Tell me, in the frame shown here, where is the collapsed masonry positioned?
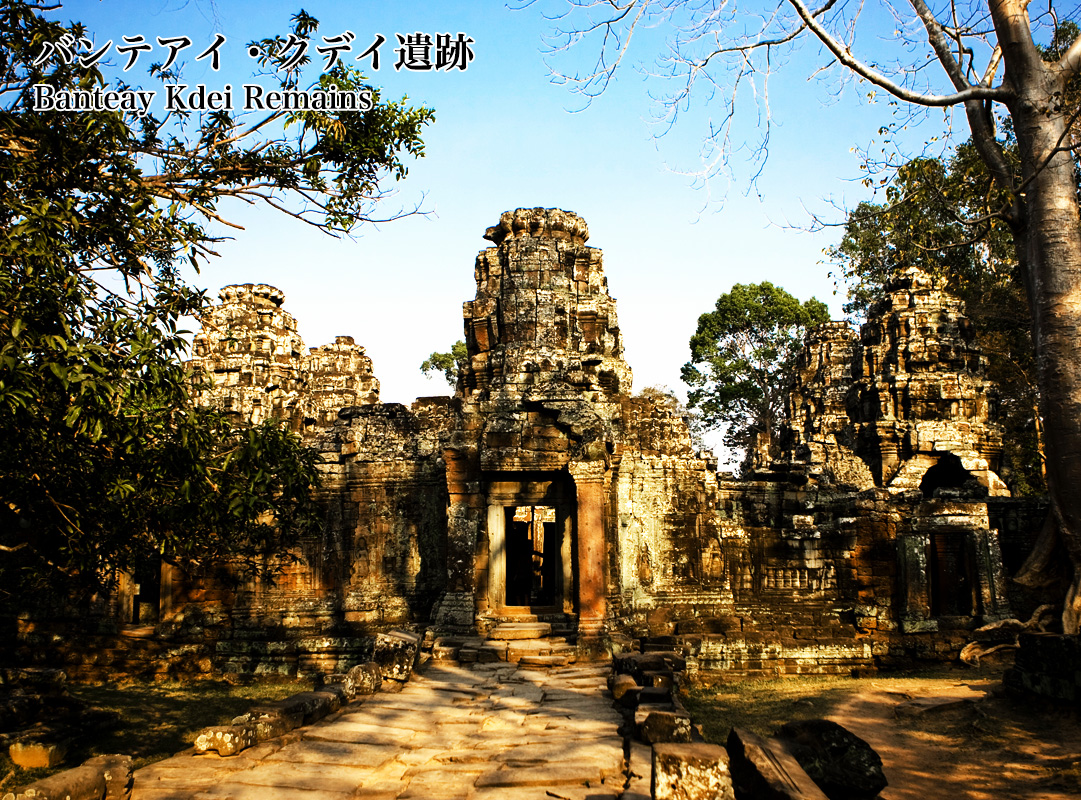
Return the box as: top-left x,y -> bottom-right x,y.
129,208 -> 1048,675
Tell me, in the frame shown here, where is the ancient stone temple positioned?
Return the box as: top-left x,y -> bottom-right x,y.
14,208 -> 1049,679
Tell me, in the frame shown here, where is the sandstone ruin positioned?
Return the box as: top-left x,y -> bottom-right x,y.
17,208 -> 1050,678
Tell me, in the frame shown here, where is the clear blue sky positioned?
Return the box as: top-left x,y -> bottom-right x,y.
57,0 -> 961,425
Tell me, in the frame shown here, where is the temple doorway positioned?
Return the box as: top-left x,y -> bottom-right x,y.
505,505 -> 558,606
485,475 -> 574,615
928,532 -> 977,617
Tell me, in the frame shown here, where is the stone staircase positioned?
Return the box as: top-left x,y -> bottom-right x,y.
431,613 -> 579,668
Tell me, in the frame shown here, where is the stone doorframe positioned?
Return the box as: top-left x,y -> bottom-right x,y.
485,474 -> 575,615
897,499 -> 1011,632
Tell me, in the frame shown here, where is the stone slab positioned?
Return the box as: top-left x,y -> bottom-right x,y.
726,728 -> 829,800
265,740 -> 397,768
488,623 -> 553,640
475,764 -> 608,787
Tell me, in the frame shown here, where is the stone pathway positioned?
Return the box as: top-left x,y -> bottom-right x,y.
132,662 -> 627,800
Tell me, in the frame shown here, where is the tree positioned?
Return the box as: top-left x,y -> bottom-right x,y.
829,143 -> 1045,495
420,340 -> 468,388
0,4 -> 434,602
537,0 -> 1081,632
682,283 -> 828,469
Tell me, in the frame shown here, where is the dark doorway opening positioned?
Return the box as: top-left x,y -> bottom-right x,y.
920,452 -> 972,498
132,558 -> 161,624
505,505 -> 557,607
928,532 -> 977,616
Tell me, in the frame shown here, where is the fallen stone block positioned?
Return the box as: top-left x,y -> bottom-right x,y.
634,701 -> 675,724
640,711 -> 693,744
318,682 -> 350,705
83,754 -> 134,800
776,719 -> 887,800
347,662 -> 383,695
272,690 -> 339,726
9,739 -> 68,769
652,742 -> 735,800
193,724 -> 257,756
640,686 -> 673,705
614,652 -> 670,682
726,727 -> 828,800
611,673 -> 640,701
2,756 -> 108,800
643,669 -> 675,689
5,755 -> 132,800
322,672 -> 356,698
232,706 -> 299,741
373,630 -> 421,682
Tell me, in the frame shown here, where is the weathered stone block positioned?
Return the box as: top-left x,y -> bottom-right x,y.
726,727 -> 828,800
273,691 -> 340,725
640,686 -> 672,705
193,724 -> 257,756
610,673 -> 639,701
2,756 -> 115,800
9,739 -> 68,769
373,630 -> 421,682
640,711 -> 693,744
83,754 -> 134,800
776,719 -> 887,800
347,662 -> 383,695
232,706 -> 298,741
323,672 -> 356,698
651,742 -> 735,800
318,682 -> 350,705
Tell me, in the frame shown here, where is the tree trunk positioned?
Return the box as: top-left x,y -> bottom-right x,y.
990,0 -> 1081,632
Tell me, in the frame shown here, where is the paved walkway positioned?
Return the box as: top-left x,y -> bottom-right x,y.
132,662 -> 628,800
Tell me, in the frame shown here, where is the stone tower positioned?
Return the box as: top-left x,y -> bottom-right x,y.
459,208 -> 632,400
783,266 -> 1007,496
189,284 -> 379,428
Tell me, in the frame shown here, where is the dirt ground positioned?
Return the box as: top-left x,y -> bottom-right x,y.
830,673 -> 1081,800
687,666 -> 1081,799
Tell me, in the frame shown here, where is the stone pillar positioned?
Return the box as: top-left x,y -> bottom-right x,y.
972,527 -> 1011,622
570,461 -> 607,638
436,447 -> 480,630
897,533 -> 937,632
486,503 -> 506,610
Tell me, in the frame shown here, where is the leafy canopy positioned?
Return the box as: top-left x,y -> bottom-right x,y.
682,282 -> 828,464
420,340 -> 468,388
0,3 -> 434,601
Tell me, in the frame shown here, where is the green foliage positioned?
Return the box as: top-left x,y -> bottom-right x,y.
830,144 -> 1017,320
420,340 -> 468,387
682,283 -> 828,464
0,3 -> 434,600
827,142 -> 1045,495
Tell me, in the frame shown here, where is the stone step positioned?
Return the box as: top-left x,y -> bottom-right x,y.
488,622 -> 552,640
496,613 -> 540,623
518,653 -> 575,669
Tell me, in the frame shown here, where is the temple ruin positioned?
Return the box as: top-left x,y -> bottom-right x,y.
27,208 -> 1050,678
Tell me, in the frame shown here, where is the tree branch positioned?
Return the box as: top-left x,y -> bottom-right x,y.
786,0 -> 1008,106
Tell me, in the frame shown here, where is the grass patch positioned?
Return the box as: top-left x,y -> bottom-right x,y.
682,666 -> 962,743
1,677 -> 312,795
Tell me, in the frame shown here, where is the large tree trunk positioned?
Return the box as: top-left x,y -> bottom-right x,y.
990,0 -> 1081,632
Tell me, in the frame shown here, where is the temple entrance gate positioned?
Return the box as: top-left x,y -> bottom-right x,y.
484,474 -> 574,615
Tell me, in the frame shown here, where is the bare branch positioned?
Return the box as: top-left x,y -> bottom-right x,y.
787,0 -> 1007,106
